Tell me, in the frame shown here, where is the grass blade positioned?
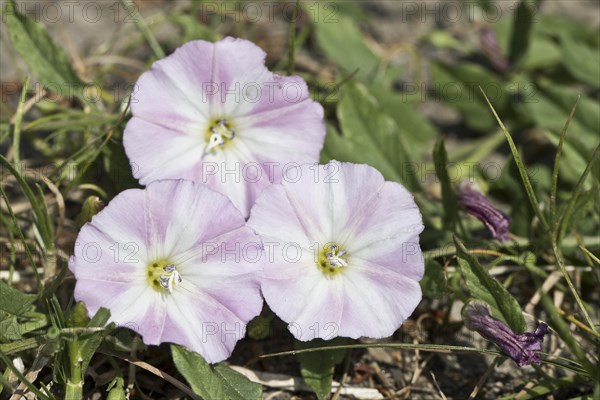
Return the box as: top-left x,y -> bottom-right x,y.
479,87 -> 550,233
550,95 -> 580,222
120,0 -> 165,59
287,0 -> 300,75
10,77 -> 29,167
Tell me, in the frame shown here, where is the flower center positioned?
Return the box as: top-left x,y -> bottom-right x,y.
204,119 -> 236,154
317,243 -> 348,276
147,259 -> 182,293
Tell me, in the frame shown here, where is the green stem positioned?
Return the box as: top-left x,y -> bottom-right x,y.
557,143 -> 600,244
479,87 -> 550,233
66,341 -> 83,400
120,0 -> 165,59
12,76 -> 29,167
64,382 -> 83,400
287,0 -> 300,75
550,95 -> 579,223
551,242 -> 596,333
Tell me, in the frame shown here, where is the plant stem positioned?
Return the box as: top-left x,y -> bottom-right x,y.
287,0 -> 300,75
12,76 -> 29,168
66,341 -> 83,400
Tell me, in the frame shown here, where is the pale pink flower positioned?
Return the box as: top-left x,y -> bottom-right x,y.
124,37 -> 325,217
69,180 -> 264,363
247,161 -> 425,341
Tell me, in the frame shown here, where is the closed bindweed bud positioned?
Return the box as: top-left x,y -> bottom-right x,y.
106,377 -> 127,400
457,181 -> 511,242
67,302 -> 90,328
76,196 -> 104,228
462,302 -> 548,367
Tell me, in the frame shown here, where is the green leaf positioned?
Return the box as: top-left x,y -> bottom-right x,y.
75,307 -> 111,379
534,14 -> 597,42
327,82 -> 421,191
544,130 -> 588,187
508,1 -> 535,66
296,338 -> 347,400
171,345 -> 262,400
0,281 -> 36,316
246,314 -> 273,340
433,137 -> 458,230
0,316 -> 22,342
429,62 -> 498,132
168,15 -> 220,43
0,155 -> 54,249
454,236 -> 526,332
372,86 -> 437,144
4,0 -> 87,102
480,89 -> 550,233
310,3 -> 380,81
560,34 -> 600,87
421,259 -> 447,299
539,84 -> 600,141
526,88 -> 599,185
521,36 -> 561,70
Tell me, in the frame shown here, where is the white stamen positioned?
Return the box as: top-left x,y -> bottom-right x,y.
326,246 -> 348,269
204,119 -> 235,154
159,264 -> 182,293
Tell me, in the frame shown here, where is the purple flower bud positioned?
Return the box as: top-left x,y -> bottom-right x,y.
480,27 -> 510,73
463,302 -> 548,367
457,181 -> 511,242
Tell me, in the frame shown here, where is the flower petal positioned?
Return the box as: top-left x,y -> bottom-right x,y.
161,285 -> 249,363
352,234 -> 424,282
143,180 -> 247,257
124,119 -> 205,185
249,161 -> 424,340
69,180 -> 264,363
340,258 -> 422,338
131,40 -> 215,126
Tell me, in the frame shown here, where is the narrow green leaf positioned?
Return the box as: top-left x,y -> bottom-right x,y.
0,350 -> 54,399
454,236 -> 526,332
373,87 -> 437,144
0,281 -> 36,316
11,76 -> 29,167
331,82 -> 422,191
78,307 -> 111,376
508,1 -> 535,66
0,155 -> 53,248
171,345 -> 262,400
421,258 -> 447,299
479,88 -> 550,233
119,0 -> 165,59
430,63 -> 498,132
4,0 -> 87,102
310,3 -> 380,81
0,185 -> 42,288
538,288 -> 593,374
560,34 -> 600,87
550,96 -> 580,222
433,137 -> 458,230
521,35 -> 562,70
296,338 -> 347,400
287,0 -> 300,75
558,144 -> 600,243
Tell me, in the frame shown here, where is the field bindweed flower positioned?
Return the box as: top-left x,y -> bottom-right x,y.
463,302 -> 548,367
69,180 -> 264,363
457,181 -> 510,242
247,161 -> 425,341
124,37 -> 325,217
